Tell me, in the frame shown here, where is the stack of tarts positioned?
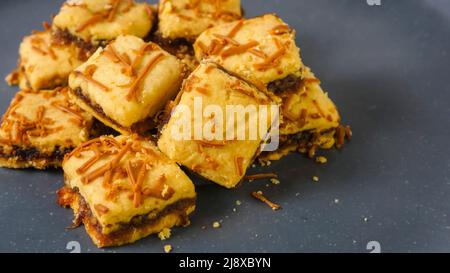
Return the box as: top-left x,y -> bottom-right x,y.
1,0 -> 350,248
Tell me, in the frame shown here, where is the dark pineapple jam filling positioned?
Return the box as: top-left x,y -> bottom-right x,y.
115,198 -> 194,232
0,145 -> 73,162
279,130 -> 315,151
59,187 -> 195,245
53,28 -> 108,61
151,31 -> 195,56
258,125 -> 351,161
72,87 -> 129,132
72,87 -> 156,134
258,130 -> 319,159
267,75 -> 303,94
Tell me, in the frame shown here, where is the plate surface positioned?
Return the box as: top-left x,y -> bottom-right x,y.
0,0 -> 449,253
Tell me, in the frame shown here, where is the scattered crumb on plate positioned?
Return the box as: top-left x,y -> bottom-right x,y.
164,244 -> 172,253
316,156 -> 328,164
270,178 -> 280,185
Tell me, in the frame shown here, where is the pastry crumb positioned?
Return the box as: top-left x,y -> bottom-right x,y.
316,156 -> 328,164
312,176 -> 320,182
158,228 -> 172,241
164,244 -> 172,253
258,160 -> 272,167
270,178 -> 280,185
236,200 -> 241,206
212,221 -> 221,228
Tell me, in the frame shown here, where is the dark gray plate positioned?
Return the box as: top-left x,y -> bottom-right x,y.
1,0 -> 449,253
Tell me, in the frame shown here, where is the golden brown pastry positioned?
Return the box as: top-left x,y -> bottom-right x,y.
58,135 -> 196,247
52,0 -> 154,48
158,0 -> 242,42
194,14 -> 302,87
158,62 -> 276,188
0,88 -> 93,169
279,66 -> 340,135
6,30 -> 84,90
68,35 -> 187,135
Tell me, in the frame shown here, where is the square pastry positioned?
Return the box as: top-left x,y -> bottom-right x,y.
194,14 -> 302,88
0,88 -> 94,169
6,30 -> 84,91
259,66 -> 346,162
52,0 -> 154,54
58,135 -> 196,247
158,62 -> 275,188
157,0 -> 242,42
154,0 -> 241,71
69,35 -> 187,135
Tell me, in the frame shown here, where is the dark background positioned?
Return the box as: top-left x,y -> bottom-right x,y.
0,0 -> 449,253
